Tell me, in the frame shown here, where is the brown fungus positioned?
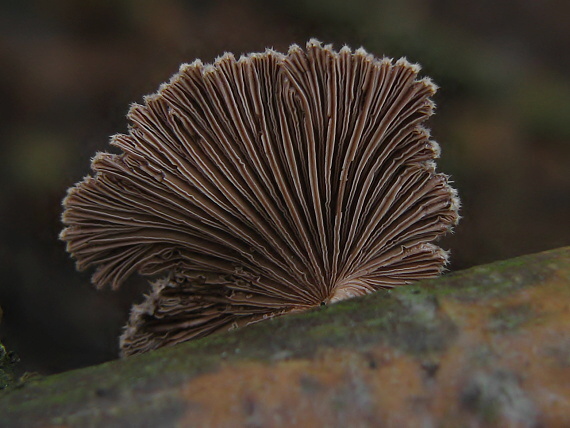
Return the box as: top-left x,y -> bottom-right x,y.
61,40 -> 460,357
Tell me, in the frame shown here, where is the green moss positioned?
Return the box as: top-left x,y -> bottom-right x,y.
0,341 -> 19,390
415,247 -> 569,302
307,323 -> 347,340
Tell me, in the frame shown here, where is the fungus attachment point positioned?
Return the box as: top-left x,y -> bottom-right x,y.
60,40 -> 460,356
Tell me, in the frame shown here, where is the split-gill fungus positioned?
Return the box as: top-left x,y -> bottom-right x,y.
61,40 -> 460,357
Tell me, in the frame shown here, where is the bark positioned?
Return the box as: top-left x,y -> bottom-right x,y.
1,247 -> 570,427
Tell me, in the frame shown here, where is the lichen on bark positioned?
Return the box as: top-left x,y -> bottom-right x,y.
1,247 -> 570,427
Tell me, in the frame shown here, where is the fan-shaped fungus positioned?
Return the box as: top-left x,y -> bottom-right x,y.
61,40 -> 460,356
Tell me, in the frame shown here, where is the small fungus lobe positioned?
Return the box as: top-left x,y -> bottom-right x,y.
61,40 -> 460,356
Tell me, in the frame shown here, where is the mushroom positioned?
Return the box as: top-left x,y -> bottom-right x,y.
61,40 -> 460,356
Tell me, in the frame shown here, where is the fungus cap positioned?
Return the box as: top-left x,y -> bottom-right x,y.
61,40 -> 460,356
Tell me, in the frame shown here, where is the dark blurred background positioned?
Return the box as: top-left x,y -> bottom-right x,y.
1,0 -> 569,375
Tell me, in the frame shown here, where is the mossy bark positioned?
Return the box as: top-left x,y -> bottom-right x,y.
2,247 -> 570,427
